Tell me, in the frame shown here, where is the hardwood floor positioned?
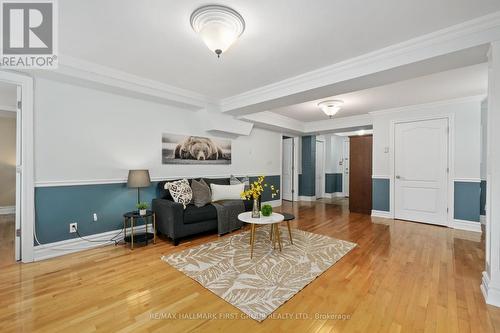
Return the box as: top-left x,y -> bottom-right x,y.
1,199 -> 500,332
0,214 -> 15,267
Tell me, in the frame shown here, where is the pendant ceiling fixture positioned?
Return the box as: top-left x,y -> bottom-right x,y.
190,5 -> 245,58
318,100 -> 344,118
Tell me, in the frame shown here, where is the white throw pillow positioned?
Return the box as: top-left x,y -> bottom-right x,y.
164,179 -> 192,208
210,183 -> 245,202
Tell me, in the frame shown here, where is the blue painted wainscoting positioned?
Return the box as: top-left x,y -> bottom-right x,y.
454,181 -> 481,222
325,173 -> 343,193
372,178 -> 390,212
35,175 -> 280,245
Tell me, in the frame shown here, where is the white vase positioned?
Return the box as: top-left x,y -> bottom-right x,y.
139,209 -> 147,216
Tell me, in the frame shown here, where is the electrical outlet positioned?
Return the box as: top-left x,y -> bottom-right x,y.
93,213 -> 98,222
69,222 -> 78,233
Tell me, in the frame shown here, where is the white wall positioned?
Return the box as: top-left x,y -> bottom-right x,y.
481,98 -> 488,180
323,134 -> 344,174
34,78 -> 282,184
372,98 -> 482,179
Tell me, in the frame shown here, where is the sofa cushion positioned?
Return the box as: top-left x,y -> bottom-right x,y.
183,204 -> 217,224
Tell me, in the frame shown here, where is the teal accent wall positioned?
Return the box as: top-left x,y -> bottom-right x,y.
481,180 -> 487,216
299,135 -> 316,196
250,175 -> 281,202
35,175 -> 281,245
454,181 -> 480,222
325,173 -> 343,193
372,178 -> 390,212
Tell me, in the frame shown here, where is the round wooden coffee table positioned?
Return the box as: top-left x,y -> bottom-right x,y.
238,212 -> 284,258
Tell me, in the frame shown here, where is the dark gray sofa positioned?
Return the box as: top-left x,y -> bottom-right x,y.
152,177 -> 254,245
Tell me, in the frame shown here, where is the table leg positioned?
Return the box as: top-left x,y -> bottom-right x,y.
276,224 -> 282,252
250,224 -> 256,259
287,221 -> 293,245
131,217 -> 134,250
153,213 -> 156,244
270,224 -> 273,240
272,224 -> 277,250
123,217 -> 127,244
145,216 -> 148,245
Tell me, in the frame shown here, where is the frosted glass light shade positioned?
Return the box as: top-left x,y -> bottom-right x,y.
191,5 -> 245,57
318,100 -> 344,118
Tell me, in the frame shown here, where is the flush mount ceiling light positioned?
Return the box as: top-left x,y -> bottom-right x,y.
190,5 -> 245,58
318,100 -> 344,118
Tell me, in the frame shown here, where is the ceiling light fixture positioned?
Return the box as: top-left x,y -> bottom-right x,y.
318,100 -> 344,118
190,5 -> 245,58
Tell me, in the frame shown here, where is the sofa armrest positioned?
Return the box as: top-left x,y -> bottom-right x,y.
152,198 -> 184,240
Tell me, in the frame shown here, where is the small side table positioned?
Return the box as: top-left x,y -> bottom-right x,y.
123,210 -> 156,250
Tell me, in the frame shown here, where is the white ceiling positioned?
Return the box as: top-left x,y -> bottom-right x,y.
269,63 -> 488,122
59,0 -> 500,99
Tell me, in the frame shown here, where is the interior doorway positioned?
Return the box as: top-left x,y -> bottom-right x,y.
282,137 -> 294,201
0,81 -> 20,265
343,137 -> 350,197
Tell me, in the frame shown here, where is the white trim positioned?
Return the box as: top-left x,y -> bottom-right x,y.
369,95 -> 486,116
35,174 -> 278,188
452,219 -> 482,233
0,104 -> 16,112
453,177 -> 481,182
372,175 -> 390,179
298,196 -> 317,202
41,55 -> 212,110
481,272 -> 500,307
220,12 -> 500,113
371,210 -> 393,219
0,206 -> 15,215
389,114 -> 455,227
481,215 -> 486,225
0,71 -> 35,263
262,199 -> 282,208
324,192 -> 345,198
33,224 -> 151,261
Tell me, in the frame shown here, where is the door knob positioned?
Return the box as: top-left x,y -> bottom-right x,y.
396,175 -> 401,179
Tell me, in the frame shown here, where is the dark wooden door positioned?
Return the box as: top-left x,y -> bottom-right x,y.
349,135 -> 373,214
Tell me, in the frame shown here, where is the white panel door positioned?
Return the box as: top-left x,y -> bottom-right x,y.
315,141 -> 325,198
282,138 -> 293,201
394,118 -> 448,225
343,138 -> 349,197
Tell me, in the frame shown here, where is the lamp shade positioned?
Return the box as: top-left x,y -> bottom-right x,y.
127,170 -> 151,188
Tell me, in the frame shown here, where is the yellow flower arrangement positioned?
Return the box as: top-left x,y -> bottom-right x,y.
241,176 -> 279,200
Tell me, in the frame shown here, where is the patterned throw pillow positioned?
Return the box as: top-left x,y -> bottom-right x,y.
165,179 -> 192,208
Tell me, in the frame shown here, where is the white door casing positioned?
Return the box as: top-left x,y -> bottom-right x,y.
282,138 -> 293,201
394,118 -> 449,225
15,85 -> 22,261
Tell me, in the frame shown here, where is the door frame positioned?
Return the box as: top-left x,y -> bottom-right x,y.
315,139 -> 326,199
0,71 -> 35,263
282,137 -> 295,201
389,114 -> 454,227
343,137 -> 349,197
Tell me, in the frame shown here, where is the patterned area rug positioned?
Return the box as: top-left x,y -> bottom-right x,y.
162,227 -> 356,321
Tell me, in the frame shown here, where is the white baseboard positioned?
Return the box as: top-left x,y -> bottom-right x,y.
481,271 -> 500,307
33,224 -> 150,261
452,219 -> 482,233
371,210 -> 393,219
481,215 -> 486,225
324,192 -> 345,198
298,196 -> 317,202
263,199 -> 282,207
0,206 -> 15,215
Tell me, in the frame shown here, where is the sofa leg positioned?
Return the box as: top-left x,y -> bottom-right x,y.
173,239 -> 179,246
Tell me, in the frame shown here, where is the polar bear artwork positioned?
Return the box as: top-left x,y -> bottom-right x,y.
162,134 -> 231,165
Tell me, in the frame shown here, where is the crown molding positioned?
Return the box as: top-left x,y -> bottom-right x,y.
32,54 -> 214,111
240,111 -> 305,134
369,94 -> 486,116
220,11 -> 500,115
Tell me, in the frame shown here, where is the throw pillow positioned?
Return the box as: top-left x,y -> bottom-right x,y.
230,174 -> 250,190
191,178 -> 211,207
210,183 -> 245,202
164,179 -> 192,208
